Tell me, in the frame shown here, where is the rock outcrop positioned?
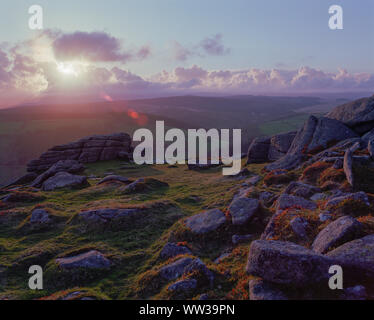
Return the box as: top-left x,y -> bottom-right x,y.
246,132 -> 296,164
327,94 -> 374,134
265,116 -> 358,171
27,133 -> 132,173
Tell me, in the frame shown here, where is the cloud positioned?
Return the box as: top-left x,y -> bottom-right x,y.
199,34 -> 230,56
172,41 -> 193,61
51,31 -> 151,63
172,34 -> 230,61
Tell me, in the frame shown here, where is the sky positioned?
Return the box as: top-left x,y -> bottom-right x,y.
0,0 -> 373,107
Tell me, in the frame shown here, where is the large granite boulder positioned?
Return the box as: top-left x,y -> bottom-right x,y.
326,235 -> 374,282
265,116 -> 358,171
185,209 -> 226,234
42,172 -> 89,191
27,133 -> 132,173
246,240 -> 334,287
312,216 -> 363,254
326,94 -> 374,134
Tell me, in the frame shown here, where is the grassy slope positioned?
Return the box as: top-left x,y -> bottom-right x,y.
0,160 -> 271,300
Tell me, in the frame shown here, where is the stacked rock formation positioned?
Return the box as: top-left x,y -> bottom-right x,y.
27,133 -> 132,173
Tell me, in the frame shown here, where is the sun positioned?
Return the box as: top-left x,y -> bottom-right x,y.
57,62 -> 79,76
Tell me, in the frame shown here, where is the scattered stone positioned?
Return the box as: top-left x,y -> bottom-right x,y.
258,191 -> 274,203
275,194 -> 317,212
120,178 -> 168,193
30,208 -> 51,224
319,213 -> 333,222
31,160 -> 86,188
290,217 -> 309,239
327,235 -> 374,281
42,172 -> 89,191
185,209 -> 226,234
325,191 -> 370,208
56,250 -> 111,269
160,257 -> 213,285
97,175 -> 130,185
246,240 -> 333,287
78,208 -> 141,224
333,158 -> 344,169
343,285 -> 367,300
228,197 -> 259,226
232,234 -> 253,245
249,279 -> 288,300
284,181 -> 321,199
168,279 -> 197,292
160,243 -> 191,260
312,216 -> 363,254
246,175 -> 261,185
310,193 -> 327,201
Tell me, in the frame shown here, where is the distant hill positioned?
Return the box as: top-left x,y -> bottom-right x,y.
0,94 -> 360,185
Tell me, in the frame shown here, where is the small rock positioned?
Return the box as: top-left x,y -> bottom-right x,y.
199,293 -> 209,300
310,193 -> 327,201
319,213 -> 333,222
42,172 -> 89,191
249,279 -> 288,300
97,175 -> 130,185
325,191 -> 370,208
56,250 -> 111,269
275,194 -> 317,212
185,209 -> 226,234
344,285 -> 367,300
168,279 -> 197,292
30,208 -> 51,224
333,158 -> 343,169
228,198 -> 259,226
160,243 -> 191,260
290,217 -> 309,239
232,234 -> 253,245
284,181 -> 321,199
